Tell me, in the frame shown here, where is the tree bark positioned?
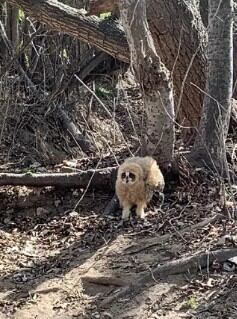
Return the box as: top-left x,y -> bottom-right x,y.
191,0 -> 233,177
200,0 -> 237,101
119,0 -> 175,166
146,1 -> 206,139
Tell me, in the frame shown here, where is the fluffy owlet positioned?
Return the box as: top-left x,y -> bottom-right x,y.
115,156 -> 165,220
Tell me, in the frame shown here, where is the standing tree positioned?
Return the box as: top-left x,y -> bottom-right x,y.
119,0 -> 175,167
190,0 -> 233,177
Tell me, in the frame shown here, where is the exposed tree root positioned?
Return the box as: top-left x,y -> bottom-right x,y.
100,247 -> 237,307
0,167 -> 117,189
81,275 -> 129,287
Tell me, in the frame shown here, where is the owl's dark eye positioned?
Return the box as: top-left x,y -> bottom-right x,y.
121,172 -> 126,179
129,172 -> 136,180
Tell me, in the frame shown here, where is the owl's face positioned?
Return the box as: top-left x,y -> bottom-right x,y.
118,163 -> 143,186
120,171 -> 137,185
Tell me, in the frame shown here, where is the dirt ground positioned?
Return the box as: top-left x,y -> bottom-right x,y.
0,85 -> 237,319
0,171 -> 237,319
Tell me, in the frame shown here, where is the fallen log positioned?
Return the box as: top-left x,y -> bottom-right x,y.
0,167 -> 117,189
100,247 -> 237,307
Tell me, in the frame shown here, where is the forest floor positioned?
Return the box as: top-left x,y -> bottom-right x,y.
0,83 -> 237,319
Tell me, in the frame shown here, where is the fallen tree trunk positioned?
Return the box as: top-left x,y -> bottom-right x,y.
6,0 -> 129,62
100,247 -> 237,307
0,167 -> 117,189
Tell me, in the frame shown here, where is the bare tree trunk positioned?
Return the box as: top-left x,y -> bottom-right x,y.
119,0 -> 175,167
190,0 -> 233,177
199,0 -> 237,99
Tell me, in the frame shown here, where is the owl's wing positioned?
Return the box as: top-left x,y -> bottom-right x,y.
145,162 -> 165,191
